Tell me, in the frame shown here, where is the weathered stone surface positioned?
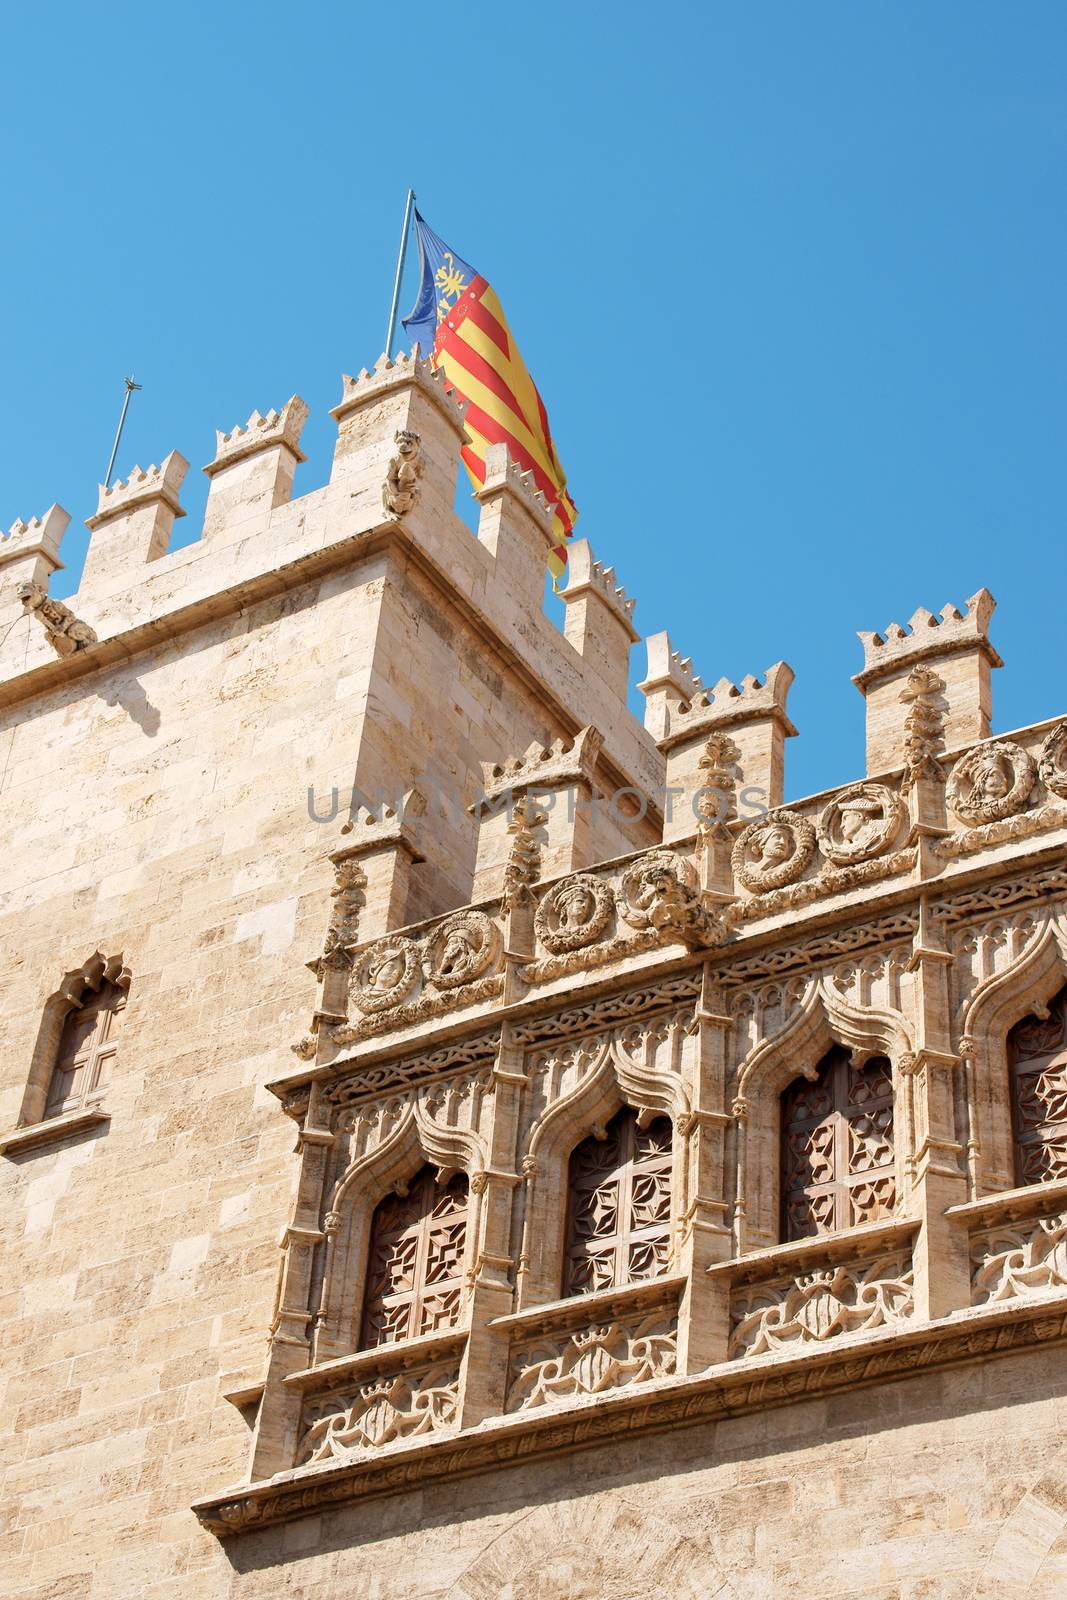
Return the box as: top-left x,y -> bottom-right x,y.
2,351 -> 1067,1599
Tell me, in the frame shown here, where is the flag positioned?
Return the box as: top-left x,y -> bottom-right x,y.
402,209 -> 577,581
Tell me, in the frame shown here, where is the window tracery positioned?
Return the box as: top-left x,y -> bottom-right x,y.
780,1046 -> 895,1240
562,1107 -> 673,1296
359,1166 -> 469,1348
1009,986 -> 1067,1186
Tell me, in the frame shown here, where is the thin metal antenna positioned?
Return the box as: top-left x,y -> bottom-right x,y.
385,189 -> 415,360
104,375 -> 142,488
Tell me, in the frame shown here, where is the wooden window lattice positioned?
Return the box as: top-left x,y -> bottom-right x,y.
44,981 -> 125,1121
780,1045 -> 896,1241
563,1106 -> 673,1297
360,1167 -> 468,1349
1010,987 -> 1067,1186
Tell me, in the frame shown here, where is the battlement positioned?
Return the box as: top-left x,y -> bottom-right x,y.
330,346 -> 468,429
476,442 -> 557,536
669,660 -> 796,743
87,451 -> 189,528
560,541 -> 637,635
855,588 -> 1001,682
855,587 -> 1001,772
478,726 -> 604,806
205,396 -> 309,476
0,505 -> 69,598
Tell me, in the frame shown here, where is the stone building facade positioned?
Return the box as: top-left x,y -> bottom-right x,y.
3,353 -> 1067,1597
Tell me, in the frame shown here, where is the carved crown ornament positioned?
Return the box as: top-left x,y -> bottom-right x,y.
947,739 -> 1037,827
731,809 -> 816,894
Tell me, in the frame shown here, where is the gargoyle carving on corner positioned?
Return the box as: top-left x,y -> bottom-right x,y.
16,582 -> 98,657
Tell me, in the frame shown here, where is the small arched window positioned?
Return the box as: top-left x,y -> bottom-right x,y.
360,1166 -> 468,1349
1009,986 -> 1067,1187
780,1046 -> 895,1241
562,1106 -> 673,1297
43,977 -> 125,1121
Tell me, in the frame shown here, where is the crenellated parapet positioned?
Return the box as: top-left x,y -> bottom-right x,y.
560,540 -> 638,702
203,396 -> 309,541
855,589 -> 1002,774
81,451 -> 189,592
0,505 -> 68,596
206,397 -> 310,476
472,728 -> 605,903
654,662 -> 796,837
638,632 -> 704,743
476,443 -> 559,602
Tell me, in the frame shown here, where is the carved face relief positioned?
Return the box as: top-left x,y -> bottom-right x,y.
351,936 -> 419,1014
817,782 -> 904,866
618,849 -> 698,930
423,910 -> 500,991
1040,723 -> 1067,801
947,740 -> 1036,826
731,809 -> 816,893
534,873 -> 614,954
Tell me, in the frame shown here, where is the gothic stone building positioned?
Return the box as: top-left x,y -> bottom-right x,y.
3,357 -> 1067,1599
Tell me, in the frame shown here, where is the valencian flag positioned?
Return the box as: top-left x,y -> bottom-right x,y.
402,209 -> 578,581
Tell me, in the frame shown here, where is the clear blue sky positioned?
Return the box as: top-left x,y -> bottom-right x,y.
3,2 -> 1064,799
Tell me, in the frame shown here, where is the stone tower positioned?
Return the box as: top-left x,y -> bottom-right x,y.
3,353 -> 1067,1598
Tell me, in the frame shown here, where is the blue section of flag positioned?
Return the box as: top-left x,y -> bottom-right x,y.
401,210 -> 479,356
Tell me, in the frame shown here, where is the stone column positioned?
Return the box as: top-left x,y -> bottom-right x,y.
905,896 -> 972,1320
458,1025 -> 526,1425
250,1080 -> 335,1480
470,727 -> 604,902
676,967 -> 734,1373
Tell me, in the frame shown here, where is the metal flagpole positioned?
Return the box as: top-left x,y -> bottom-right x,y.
104,375 -> 142,488
384,189 -> 415,359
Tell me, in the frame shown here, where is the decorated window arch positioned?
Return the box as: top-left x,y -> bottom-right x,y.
16,952 -> 129,1133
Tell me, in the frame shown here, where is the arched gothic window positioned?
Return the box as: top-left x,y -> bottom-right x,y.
780,1046 -> 895,1241
562,1107 -> 673,1297
43,977 -> 125,1121
1009,987 -> 1067,1186
360,1167 -> 468,1348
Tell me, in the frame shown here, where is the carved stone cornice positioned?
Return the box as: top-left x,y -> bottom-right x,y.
192,1292 -> 1067,1537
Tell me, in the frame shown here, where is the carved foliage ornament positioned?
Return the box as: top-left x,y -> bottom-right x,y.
732,808 -> 816,893
972,1210 -> 1067,1305
423,910 -> 500,991
351,936 -> 420,1014
298,1361 -> 459,1464
534,872 -> 613,954
947,740 -> 1036,827
817,782 -> 904,867
729,1250 -> 914,1358
1040,723 -> 1067,802
506,1310 -> 677,1413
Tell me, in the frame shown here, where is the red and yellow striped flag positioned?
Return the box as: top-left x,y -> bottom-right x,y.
402,210 -> 577,581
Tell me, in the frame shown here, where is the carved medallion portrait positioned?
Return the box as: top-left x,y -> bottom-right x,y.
817,782 -> 904,865
618,849 -> 699,930
1039,723 -> 1067,802
351,936 -> 420,1013
534,872 -> 614,953
947,739 -> 1036,826
423,910 -> 501,990
731,809 -> 816,893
